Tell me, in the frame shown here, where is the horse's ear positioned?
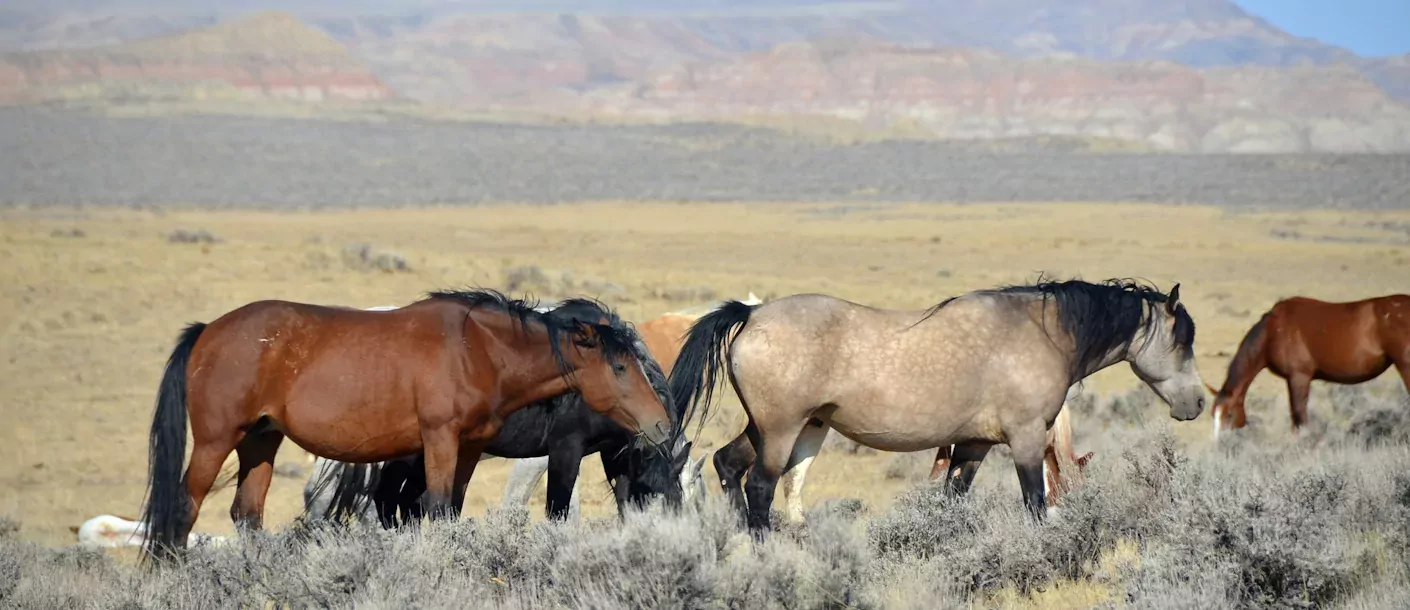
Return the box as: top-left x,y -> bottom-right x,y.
569,320 -> 597,348
672,441 -> 693,468
1205,382 -> 1219,395
690,455 -> 707,477
1165,283 -> 1181,314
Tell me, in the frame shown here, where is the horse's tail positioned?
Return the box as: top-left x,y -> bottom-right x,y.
303,457 -> 380,523
140,322 -> 205,561
668,300 -> 754,437
1051,404 -> 1075,464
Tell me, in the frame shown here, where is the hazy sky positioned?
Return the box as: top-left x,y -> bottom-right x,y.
1237,0 -> 1410,56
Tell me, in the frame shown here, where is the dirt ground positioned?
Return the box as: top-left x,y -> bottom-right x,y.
2,200 -> 1407,547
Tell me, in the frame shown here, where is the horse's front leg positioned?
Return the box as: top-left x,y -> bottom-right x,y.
600,447 -> 632,518
1007,421 -> 1049,519
546,440 -> 584,520
419,425 -> 463,520
449,441 -> 487,519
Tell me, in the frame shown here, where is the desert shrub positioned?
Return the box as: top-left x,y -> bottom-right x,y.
548,510 -> 718,609
5,391 -> 1410,609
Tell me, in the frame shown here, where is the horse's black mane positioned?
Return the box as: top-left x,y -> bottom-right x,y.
425,289 -> 638,372
922,277 -> 1196,382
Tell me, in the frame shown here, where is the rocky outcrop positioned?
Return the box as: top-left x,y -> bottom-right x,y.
580,43 -> 1410,153
0,12 -> 392,105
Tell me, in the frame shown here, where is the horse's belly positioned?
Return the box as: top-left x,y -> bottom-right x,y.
281,407 -> 423,463
821,407 -> 989,453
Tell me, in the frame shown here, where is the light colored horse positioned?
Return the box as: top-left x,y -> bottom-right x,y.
72,514 -> 228,548
672,280 -> 1205,534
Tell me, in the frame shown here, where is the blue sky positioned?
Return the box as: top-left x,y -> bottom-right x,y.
1236,0 -> 1410,57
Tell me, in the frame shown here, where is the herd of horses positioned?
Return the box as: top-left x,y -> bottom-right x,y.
129,280 -> 1409,561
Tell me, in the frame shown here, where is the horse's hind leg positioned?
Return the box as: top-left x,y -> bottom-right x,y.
942,442 -> 992,495
712,428 -> 756,520
743,419 -> 809,536
779,421 -> 829,523
928,445 -> 953,481
230,430 -> 284,532
180,437 -> 240,545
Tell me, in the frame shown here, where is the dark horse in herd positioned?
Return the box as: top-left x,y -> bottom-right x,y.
139,278 -> 1409,558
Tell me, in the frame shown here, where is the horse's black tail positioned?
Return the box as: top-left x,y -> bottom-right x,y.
668,300 -> 754,438
140,322 -> 205,562
303,458 -> 381,524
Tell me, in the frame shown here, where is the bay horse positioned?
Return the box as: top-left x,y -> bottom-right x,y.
140,290 -> 672,560
1209,294 -> 1410,437
304,298 -> 695,525
671,279 -> 1205,535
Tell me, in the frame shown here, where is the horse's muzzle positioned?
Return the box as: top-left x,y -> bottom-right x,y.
642,420 -> 671,447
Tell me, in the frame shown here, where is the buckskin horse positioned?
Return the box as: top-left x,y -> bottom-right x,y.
1209,294 -> 1410,437
139,289 -> 671,560
304,298 -> 693,526
671,279 -> 1205,535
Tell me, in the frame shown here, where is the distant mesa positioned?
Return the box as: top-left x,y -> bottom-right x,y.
1,2 -> 1409,153
0,12 -> 393,105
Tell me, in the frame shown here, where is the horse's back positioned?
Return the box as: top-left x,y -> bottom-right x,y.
639,313 -> 695,375
1269,296 -> 1401,381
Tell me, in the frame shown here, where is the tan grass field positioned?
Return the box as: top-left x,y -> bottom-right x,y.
2,201 -> 1407,549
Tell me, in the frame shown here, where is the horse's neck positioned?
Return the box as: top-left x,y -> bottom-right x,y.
468,312 -> 579,413
1221,319 -> 1269,398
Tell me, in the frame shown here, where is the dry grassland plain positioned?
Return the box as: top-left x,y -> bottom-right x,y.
2,201 -> 1408,548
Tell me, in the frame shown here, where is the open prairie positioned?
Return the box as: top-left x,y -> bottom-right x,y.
3,200 -> 1408,549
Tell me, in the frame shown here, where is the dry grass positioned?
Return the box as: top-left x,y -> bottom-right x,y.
2,200 -> 1408,550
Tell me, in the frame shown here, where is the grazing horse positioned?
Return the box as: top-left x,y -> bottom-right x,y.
671,279 -> 1205,535
305,298 -> 693,525
1210,295 -> 1410,437
139,290 -> 672,560
491,450 -> 710,520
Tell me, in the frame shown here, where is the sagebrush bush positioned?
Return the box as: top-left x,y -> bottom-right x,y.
6,399 -> 1410,609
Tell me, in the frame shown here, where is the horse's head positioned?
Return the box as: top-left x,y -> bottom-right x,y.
1206,381 -> 1246,438
1128,284 -> 1207,421
538,297 -> 671,447
561,320 -> 673,448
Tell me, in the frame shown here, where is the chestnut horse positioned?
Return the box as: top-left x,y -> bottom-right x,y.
673,280 -> 1205,535
1210,294 -> 1410,437
139,290 -> 671,560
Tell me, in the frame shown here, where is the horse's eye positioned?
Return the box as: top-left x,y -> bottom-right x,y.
612,362 -> 627,374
